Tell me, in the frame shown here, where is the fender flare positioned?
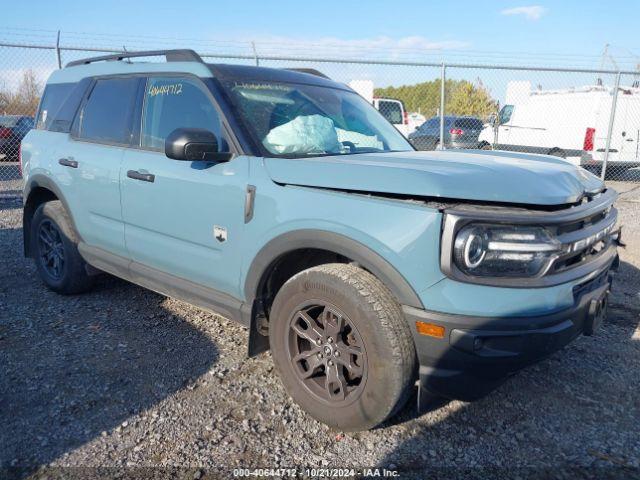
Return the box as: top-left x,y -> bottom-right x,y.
23,174 -> 82,256
243,229 -> 424,309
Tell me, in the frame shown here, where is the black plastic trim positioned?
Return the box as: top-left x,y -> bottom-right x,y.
66,49 -> 203,68
244,229 -> 423,309
405,265 -> 614,401
77,243 -> 247,326
23,175 -> 83,257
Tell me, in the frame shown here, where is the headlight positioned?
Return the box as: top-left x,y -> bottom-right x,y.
453,224 -> 562,277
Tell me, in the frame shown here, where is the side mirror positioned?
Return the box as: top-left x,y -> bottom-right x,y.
165,128 -> 232,162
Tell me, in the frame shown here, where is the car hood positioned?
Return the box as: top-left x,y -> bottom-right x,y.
264,149 -> 604,206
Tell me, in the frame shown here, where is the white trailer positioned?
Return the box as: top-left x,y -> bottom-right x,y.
479,81 -> 640,172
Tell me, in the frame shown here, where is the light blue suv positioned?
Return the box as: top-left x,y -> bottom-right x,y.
21,50 -> 622,430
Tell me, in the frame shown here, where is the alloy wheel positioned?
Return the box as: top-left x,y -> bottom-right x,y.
38,219 -> 65,280
286,302 -> 367,406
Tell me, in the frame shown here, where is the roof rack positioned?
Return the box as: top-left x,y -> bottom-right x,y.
285,68 -> 330,79
66,49 -> 203,68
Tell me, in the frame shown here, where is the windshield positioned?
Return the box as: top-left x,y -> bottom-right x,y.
223,81 -> 413,158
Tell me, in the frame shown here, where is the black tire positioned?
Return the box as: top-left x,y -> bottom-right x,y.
479,142 -> 492,150
269,263 -> 416,431
31,200 -> 95,294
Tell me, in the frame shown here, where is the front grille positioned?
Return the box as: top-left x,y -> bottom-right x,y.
547,201 -> 617,276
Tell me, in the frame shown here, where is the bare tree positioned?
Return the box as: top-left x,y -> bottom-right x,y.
0,69 -> 42,116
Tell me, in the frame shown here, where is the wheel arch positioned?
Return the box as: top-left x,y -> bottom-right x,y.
23,175 -> 80,258
244,229 -> 424,357
244,229 -> 423,310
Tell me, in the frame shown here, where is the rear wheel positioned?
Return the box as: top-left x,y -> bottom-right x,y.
31,200 -> 95,294
479,141 -> 492,150
269,263 -> 416,431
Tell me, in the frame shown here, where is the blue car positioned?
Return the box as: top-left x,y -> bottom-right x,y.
21,50 -> 621,430
0,115 -> 34,160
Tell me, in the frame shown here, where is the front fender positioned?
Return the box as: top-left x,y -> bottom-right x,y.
244,228 -> 424,309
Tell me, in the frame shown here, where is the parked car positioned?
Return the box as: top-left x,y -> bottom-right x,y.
409,115 -> 484,150
22,49 -> 621,431
478,80 -> 640,174
0,115 -> 34,160
373,97 -> 411,137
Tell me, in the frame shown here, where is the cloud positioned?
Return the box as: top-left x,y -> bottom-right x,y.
500,5 -> 547,20
210,34 -> 470,61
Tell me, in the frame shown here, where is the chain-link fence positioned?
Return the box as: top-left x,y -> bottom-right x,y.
1,40 -> 639,304
3,41 -> 640,188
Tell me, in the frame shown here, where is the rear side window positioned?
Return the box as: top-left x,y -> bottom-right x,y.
77,77 -> 139,144
377,100 -> 402,124
36,83 -> 75,130
141,76 -> 222,150
454,118 -> 483,130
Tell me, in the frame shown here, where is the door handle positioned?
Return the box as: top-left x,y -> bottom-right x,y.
58,158 -> 78,168
127,169 -> 155,183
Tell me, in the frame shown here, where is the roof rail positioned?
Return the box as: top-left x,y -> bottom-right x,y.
284,68 -> 330,79
66,49 -> 203,68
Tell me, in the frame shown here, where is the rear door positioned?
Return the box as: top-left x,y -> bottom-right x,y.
495,104 -> 514,148
120,75 -> 249,297
57,76 -> 141,258
617,96 -> 639,164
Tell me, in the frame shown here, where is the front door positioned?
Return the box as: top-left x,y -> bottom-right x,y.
120,75 -> 249,298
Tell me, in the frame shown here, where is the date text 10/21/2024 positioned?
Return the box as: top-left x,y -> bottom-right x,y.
232,468 -> 400,477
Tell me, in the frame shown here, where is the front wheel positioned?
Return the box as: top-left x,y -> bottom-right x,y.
269,264 -> 416,431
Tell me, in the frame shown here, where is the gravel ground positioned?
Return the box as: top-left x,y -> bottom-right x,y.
1,183 -> 639,479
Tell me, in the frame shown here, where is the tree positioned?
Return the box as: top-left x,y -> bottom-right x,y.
0,69 -> 42,116
374,77 -> 497,120
447,79 -> 497,119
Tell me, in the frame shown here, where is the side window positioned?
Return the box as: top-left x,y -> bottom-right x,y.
499,105 -> 514,125
141,76 -> 222,150
36,83 -> 75,130
377,101 -> 402,124
78,77 -> 139,144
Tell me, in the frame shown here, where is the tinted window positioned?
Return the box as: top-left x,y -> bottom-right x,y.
499,105 -> 514,124
141,76 -> 221,150
79,77 -> 139,144
421,117 -> 440,130
36,83 -> 75,130
453,118 -> 483,130
377,100 -> 402,124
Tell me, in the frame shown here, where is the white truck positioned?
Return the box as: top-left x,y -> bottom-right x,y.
479,80 -> 640,174
349,80 -> 414,137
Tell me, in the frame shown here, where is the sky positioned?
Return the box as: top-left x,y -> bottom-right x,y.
3,0 -> 640,66
2,1 -> 640,100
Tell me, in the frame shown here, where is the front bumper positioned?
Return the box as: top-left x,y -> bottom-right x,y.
405,258 -> 617,401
